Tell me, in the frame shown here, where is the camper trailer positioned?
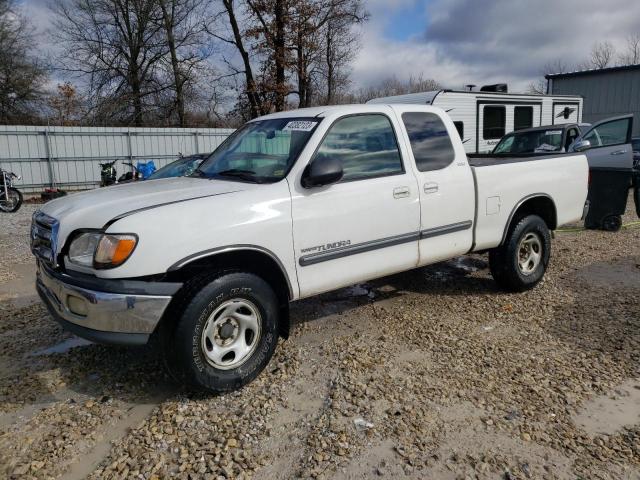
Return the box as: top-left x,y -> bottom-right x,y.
367,84 -> 584,154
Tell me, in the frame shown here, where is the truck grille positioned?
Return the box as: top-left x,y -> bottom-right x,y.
31,212 -> 59,265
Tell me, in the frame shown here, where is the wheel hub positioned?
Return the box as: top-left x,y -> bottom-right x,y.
517,232 -> 542,276
218,321 -> 236,340
201,299 -> 262,370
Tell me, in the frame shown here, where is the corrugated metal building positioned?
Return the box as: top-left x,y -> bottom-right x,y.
546,64 -> 640,135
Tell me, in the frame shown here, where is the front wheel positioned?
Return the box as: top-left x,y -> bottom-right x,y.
489,215 -> 551,292
0,187 -> 23,213
164,271 -> 280,393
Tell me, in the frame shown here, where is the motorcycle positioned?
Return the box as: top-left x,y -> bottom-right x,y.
118,161 -> 140,183
99,160 -> 118,186
0,169 -> 23,213
117,160 -> 157,183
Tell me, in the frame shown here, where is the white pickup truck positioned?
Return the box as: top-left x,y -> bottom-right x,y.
32,105 -> 589,392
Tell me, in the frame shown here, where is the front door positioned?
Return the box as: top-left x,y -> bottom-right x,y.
579,115 -> 634,170
576,115 -> 634,228
291,113 -> 421,297
394,108 -> 476,265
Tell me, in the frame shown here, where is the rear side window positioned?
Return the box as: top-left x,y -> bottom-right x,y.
314,114 -> 403,182
514,106 -> 533,130
483,106 -> 505,139
402,112 -> 456,171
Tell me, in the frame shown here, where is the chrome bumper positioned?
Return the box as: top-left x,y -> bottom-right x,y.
36,263 -> 179,345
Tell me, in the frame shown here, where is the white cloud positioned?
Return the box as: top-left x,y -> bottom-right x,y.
352,0 -> 640,92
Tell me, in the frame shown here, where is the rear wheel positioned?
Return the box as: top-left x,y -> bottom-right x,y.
0,187 -> 22,213
602,214 -> 622,232
163,271 -> 279,393
489,215 -> 551,292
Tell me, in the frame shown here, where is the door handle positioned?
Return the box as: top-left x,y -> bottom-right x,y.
611,149 -> 628,155
424,182 -> 439,194
393,187 -> 410,199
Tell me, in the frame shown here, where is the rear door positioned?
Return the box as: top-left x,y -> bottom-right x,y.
577,115 -> 634,170
394,107 -> 475,265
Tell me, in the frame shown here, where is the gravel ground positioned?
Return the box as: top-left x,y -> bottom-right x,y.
0,198 -> 638,479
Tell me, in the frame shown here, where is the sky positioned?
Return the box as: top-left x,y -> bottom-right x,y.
19,0 -> 640,94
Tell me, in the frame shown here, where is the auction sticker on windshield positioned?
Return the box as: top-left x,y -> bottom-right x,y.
283,120 -> 318,131
545,130 -> 562,135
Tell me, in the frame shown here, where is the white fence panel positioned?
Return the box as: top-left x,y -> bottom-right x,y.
0,125 -> 234,193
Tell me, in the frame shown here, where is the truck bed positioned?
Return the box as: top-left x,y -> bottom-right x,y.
468,152 -> 588,252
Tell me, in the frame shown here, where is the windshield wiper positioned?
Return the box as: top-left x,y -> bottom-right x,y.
191,169 -> 207,178
215,169 -> 263,183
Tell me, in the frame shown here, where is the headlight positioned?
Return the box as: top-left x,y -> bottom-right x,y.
68,232 -> 102,267
68,232 -> 137,269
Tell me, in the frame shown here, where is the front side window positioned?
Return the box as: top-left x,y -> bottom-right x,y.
196,117 -> 320,183
483,106 -> 506,139
313,114 -> 403,182
514,106 -> 533,130
402,112 -> 456,171
583,118 -> 631,148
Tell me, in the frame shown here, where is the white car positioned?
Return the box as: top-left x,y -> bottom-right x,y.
31,105 -> 589,392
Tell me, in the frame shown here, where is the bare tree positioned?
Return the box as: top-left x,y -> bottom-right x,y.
589,41 -> 615,69
0,0 -> 48,123
158,0 -> 209,126
527,59 -> 571,95
206,0 -> 268,118
53,0 -> 168,126
245,0 -> 289,112
338,75 -> 442,104
293,0 -> 368,107
48,82 -> 85,125
618,33 -> 640,65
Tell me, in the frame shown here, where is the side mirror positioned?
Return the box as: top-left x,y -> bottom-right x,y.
301,157 -> 343,188
572,139 -> 591,152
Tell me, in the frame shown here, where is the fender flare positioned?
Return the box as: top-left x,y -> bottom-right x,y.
500,193 -> 557,245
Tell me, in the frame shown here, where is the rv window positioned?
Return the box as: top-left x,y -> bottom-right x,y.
483,106 -> 505,139
514,106 -> 533,130
401,112 -> 456,172
453,121 -> 464,139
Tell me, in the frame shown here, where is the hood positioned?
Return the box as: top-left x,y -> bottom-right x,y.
40,177 -> 247,249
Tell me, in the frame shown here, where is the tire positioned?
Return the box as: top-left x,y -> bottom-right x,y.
0,187 -> 23,213
602,214 -> 622,232
489,215 -> 551,292
163,271 -> 280,393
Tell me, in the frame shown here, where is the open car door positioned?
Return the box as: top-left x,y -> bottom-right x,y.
570,115 -> 634,230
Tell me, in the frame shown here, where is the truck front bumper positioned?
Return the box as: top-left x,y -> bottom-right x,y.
36,262 -> 182,346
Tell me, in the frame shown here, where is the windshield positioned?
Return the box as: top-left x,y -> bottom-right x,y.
148,156 -> 205,180
195,117 -> 321,183
493,129 -> 563,154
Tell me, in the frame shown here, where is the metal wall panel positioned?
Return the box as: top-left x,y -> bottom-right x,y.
550,70 -> 640,135
0,126 -> 234,192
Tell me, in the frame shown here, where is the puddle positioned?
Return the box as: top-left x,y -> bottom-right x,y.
328,283 -> 378,301
30,337 -> 93,356
573,378 -> 640,436
425,256 -> 488,281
